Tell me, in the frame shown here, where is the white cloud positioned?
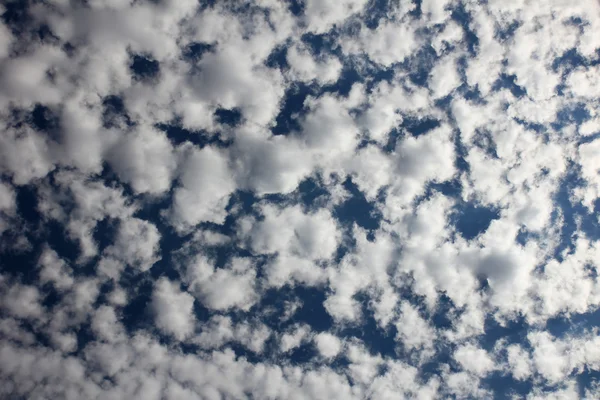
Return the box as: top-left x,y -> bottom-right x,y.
345,343 -> 384,386
357,81 -> 431,146
579,118 -> 600,137
340,20 -> 419,67
575,139 -> 600,211
395,302 -> 437,358
421,0 -> 453,25
193,315 -> 271,354
304,0 -> 368,33
37,171 -> 137,260
0,280 -> 44,320
232,127 -> 313,195
432,20 -> 464,56
182,256 -> 259,312
91,305 -> 125,343
453,343 -> 495,377
169,145 -> 235,230
188,45 -> 285,126
280,324 -> 312,353
386,124 -> 456,211
151,278 -> 196,341
531,238 -> 600,320
347,145 -> 393,200
264,255 -> 327,288
325,227 -> 398,324
528,381 -> 580,400
428,55 -> 461,99
463,7 -> 504,95
108,286 -> 128,307
528,331 -> 570,385
38,246 -> 74,291
300,93 -> 360,160
501,10 -> 577,102
369,360 -> 438,399
0,123 -> 56,185
314,332 -> 342,358
59,97 -> 119,174
0,181 -> 17,235
0,18 -> 12,60
0,181 -> 15,214
0,45 -> 66,109
241,204 -> 341,261
286,44 -> 342,85
107,126 -> 176,194
444,370 -> 490,399
505,343 -> 533,381
104,217 -> 161,274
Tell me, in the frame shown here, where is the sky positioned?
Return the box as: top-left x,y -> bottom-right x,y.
1,0 -> 600,399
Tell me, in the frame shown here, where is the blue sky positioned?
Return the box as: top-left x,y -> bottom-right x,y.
1,0 -> 600,399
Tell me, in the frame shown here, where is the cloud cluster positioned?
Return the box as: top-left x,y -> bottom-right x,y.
1,0 -> 600,398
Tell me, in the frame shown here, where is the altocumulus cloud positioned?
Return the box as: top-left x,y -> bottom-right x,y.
2,0 -> 600,399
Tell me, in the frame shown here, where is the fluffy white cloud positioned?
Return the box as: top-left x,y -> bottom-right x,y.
453,343 -> 495,377
232,128 -> 313,195
325,227 -> 398,324
106,217 -> 161,272
37,171 -> 137,260
395,302 -> 436,359
91,305 -> 125,343
241,204 -> 340,261
0,181 -> 17,235
107,126 -> 176,194
188,45 -> 285,126
182,256 -> 259,312
0,279 -> 43,320
151,278 -> 196,341
38,246 -> 74,291
386,124 -> 456,210
0,124 -> 56,185
193,315 -> 271,354
428,55 -> 461,99
169,145 -> 235,229
314,332 -> 342,358
304,0 -> 368,33
299,93 -> 360,160
531,238 -> 600,320
340,20 -> 418,67
575,139 -> 600,210
421,0 -> 453,25
0,18 -> 12,60
0,181 -> 15,214
280,324 -> 312,353
286,44 -> 342,85
505,343 -> 533,381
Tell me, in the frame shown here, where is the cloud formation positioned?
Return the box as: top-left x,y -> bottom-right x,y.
1,0 -> 600,398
